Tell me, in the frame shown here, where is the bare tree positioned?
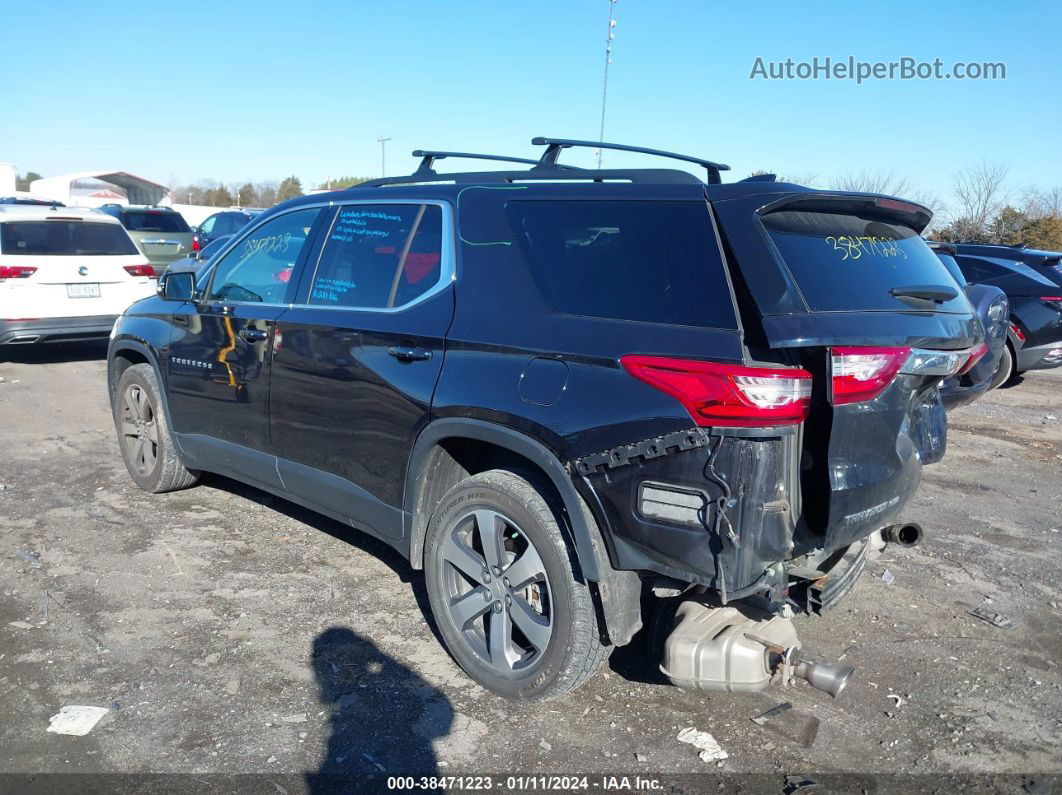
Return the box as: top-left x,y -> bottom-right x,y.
1020,185 -> 1062,219
951,161 -> 1009,240
832,170 -> 914,197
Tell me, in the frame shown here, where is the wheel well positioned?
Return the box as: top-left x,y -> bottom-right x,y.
110,348 -> 150,398
409,437 -> 567,570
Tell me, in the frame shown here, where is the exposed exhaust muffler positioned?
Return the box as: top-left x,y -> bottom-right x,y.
882,522 -> 923,548
660,601 -> 854,697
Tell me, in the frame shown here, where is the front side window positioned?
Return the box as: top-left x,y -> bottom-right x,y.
308,204 -> 444,309
0,221 -> 139,256
207,208 -> 321,303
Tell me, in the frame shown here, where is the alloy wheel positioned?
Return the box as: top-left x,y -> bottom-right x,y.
439,508 -> 553,673
119,383 -> 159,476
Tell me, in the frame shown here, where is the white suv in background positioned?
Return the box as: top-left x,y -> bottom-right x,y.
0,206 -> 158,346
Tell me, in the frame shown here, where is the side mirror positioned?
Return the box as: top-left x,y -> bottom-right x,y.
159,270 -> 197,301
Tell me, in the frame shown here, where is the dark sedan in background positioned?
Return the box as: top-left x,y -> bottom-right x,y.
929,242 -> 1009,407
952,243 -> 1062,386
192,210 -> 259,252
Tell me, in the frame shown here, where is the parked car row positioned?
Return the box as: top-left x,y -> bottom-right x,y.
0,203 -> 260,346
102,138 -> 1059,705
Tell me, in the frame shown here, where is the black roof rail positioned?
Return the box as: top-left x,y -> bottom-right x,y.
358,136 -> 724,188
531,136 -> 730,184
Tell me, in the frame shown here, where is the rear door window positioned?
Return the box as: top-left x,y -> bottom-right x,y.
307,204 -> 444,309
0,221 -> 138,255
121,211 -> 190,233
761,209 -> 969,312
506,201 -> 737,329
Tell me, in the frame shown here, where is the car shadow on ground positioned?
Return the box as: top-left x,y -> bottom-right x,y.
306,626 -> 452,790
0,340 -> 108,365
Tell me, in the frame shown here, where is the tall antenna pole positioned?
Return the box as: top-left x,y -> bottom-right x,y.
597,0 -> 618,169
377,136 -> 392,178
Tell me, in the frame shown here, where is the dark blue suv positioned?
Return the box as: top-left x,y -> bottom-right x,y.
106,139 -> 983,701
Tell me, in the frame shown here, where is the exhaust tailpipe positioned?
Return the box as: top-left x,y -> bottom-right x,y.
791,654 -> 855,698
883,522 -> 923,548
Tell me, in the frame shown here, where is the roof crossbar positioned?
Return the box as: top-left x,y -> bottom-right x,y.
531,136 -> 730,184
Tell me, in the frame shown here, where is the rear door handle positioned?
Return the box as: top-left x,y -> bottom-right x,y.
238,328 -> 269,343
388,345 -> 432,362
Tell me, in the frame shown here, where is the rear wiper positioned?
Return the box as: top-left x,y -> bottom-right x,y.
889,285 -> 958,304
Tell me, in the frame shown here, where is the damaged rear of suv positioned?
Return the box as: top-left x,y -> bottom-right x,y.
108,137 -> 982,703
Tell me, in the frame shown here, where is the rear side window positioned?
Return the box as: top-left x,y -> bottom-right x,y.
506,201 -> 737,329
0,221 -> 138,256
308,204 -> 444,309
761,209 -> 967,312
214,214 -> 247,236
122,211 -> 190,233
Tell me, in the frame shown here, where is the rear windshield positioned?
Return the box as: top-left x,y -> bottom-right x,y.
506,201 -> 737,329
761,209 -> 967,312
122,211 -> 190,233
0,220 -> 139,256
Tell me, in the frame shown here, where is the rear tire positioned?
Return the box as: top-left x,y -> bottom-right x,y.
988,343 -> 1015,391
113,363 -> 199,493
424,469 -> 610,701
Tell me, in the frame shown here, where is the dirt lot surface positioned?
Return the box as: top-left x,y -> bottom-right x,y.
1,344 -> 1060,789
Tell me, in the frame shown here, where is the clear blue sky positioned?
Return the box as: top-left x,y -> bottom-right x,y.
2,0 -> 1059,206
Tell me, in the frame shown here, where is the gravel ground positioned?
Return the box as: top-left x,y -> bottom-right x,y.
1,344 -> 1060,789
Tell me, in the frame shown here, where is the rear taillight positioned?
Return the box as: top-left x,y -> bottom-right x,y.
124,264 -> 157,278
0,265 -> 37,281
830,347 -> 910,404
1010,323 -> 1026,343
957,341 -> 990,375
192,236 -> 201,252
620,355 -> 812,427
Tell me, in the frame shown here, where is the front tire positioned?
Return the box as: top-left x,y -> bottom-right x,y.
113,363 -> 199,493
424,469 -> 609,701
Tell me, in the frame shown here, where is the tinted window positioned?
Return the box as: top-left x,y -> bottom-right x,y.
506,201 -> 737,329
214,214 -> 246,236
0,221 -> 138,256
761,209 -> 968,312
308,204 -> 444,309
122,211 -> 190,233
934,252 -> 967,287
207,208 -> 321,303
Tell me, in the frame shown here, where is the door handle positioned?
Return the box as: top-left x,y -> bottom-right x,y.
238,328 -> 269,343
388,345 -> 432,362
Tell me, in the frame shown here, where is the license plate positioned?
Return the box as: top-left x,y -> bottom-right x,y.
67,283 -> 101,298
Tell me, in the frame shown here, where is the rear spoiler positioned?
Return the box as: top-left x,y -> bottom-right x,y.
754,192 -> 933,234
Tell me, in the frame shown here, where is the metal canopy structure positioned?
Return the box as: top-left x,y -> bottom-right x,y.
29,170 -> 169,206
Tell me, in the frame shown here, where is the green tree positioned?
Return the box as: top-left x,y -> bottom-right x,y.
276,176 -> 303,202
318,175 -> 372,190
1015,215 -> 1062,250
238,182 -> 257,207
15,171 -> 42,191
204,186 -> 234,207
